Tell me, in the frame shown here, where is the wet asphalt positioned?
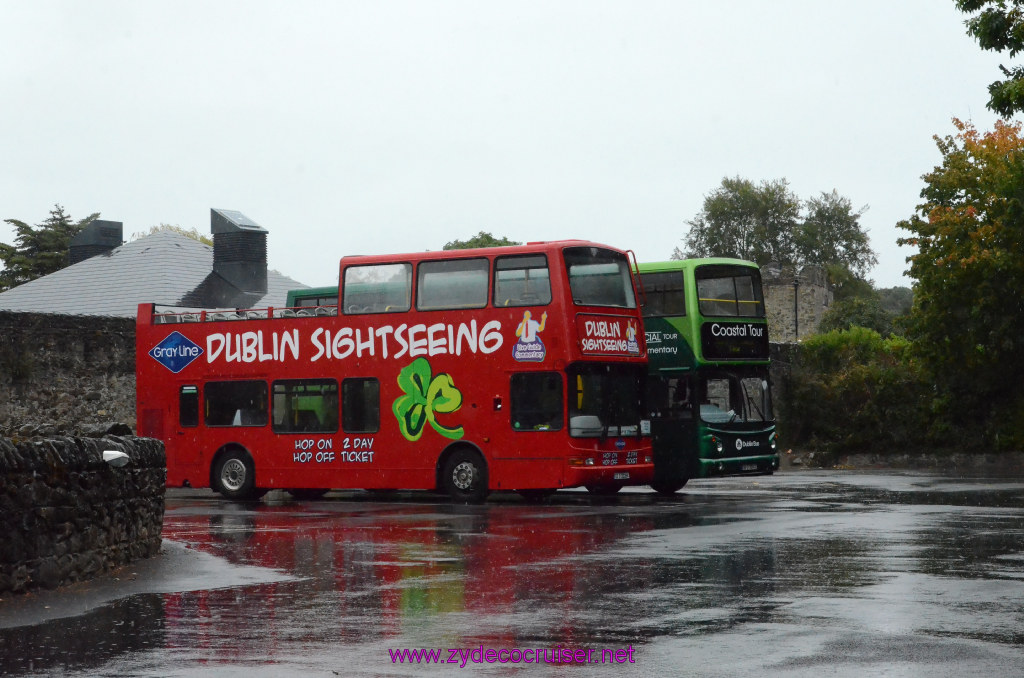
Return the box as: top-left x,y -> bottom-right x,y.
2,470 -> 1024,677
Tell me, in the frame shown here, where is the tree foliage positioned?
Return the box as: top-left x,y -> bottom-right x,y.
443,231 -> 521,250
132,224 -> 213,246
674,177 -> 799,264
781,327 -> 933,453
797,190 -> 877,277
675,177 -> 877,282
956,0 -> 1024,117
0,204 -> 99,292
897,118 -> 1024,439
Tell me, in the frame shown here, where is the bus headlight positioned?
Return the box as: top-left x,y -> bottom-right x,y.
569,457 -> 596,467
770,433 -> 778,450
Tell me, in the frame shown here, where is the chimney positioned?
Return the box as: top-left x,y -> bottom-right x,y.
69,220 -> 123,264
210,208 -> 268,296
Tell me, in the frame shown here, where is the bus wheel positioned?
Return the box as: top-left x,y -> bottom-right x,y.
651,478 -> 688,496
287,488 -> 328,500
441,449 -> 489,503
518,489 -> 556,502
585,484 -> 622,496
213,450 -> 259,500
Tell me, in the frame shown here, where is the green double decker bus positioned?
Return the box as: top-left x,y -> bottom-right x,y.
637,258 -> 779,495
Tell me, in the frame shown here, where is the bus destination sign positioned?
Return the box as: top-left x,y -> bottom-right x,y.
576,315 -> 642,356
700,321 -> 769,361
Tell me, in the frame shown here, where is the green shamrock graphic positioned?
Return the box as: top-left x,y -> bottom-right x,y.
392,357 -> 465,441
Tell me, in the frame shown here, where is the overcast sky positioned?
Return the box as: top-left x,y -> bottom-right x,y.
0,1 -> 1009,289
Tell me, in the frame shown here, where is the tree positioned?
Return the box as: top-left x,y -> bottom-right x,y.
818,296 -> 892,336
675,178 -> 877,284
956,0 -> 1024,117
896,118 -> 1024,437
0,204 -> 99,291
796,190 -> 876,277
673,177 -> 800,265
132,224 -> 213,246
443,232 -> 521,250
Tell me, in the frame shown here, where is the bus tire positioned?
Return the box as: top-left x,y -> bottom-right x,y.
585,484 -> 622,496
651,478 -> 688,496
212,449 -> 259,500
441,448 -> 489,503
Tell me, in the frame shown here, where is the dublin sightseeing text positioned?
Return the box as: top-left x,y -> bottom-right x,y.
203,320 -> 504,365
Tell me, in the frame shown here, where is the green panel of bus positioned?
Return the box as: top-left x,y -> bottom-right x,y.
637,258 -> 779,495
136,241 -> 654,502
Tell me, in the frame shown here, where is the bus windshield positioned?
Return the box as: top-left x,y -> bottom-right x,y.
698,368 -> 773,425
568,363 -> 646,437
564,247 -> 637,309
695,265 -> 765,318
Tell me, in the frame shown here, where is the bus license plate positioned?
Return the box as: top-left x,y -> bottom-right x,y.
741,464 -> 757,472
613,472 -> 629,480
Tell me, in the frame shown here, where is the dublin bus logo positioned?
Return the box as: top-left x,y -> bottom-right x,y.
149,331 -> 204,373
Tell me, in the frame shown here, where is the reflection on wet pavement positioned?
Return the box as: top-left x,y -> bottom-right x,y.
2,472 -> 1024,677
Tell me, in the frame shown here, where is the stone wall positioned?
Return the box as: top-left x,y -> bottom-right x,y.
763,264 -> 832,343
0,435 -> 165,594
0,312 -> 136,436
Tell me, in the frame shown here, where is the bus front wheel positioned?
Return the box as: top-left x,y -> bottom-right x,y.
585,484 -> 622,496
651,478 -> 688,496
213,450 -> 259,500
441,449 -> 489,503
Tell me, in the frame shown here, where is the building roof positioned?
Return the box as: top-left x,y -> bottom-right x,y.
0,230 -> 309,317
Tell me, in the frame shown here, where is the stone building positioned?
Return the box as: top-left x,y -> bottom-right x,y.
762,263 -> 832,343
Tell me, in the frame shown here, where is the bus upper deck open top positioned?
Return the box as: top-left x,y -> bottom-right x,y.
637,258 -> 779,494
137,240 -> 653,501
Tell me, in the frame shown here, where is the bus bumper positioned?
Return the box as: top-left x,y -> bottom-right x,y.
564,462 -> 655,488
698,453 -> 780,477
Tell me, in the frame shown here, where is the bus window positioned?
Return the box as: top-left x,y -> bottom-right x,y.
695,266 -> 765,318
342,378 -> 380,433
511,372 -> 563,431
343,263 -> 411,314
564,247 -> 637,309
494,255 -> 552,307
568,363 -> 645,437
417,258 -> 489,310
272,379 -> 338,433
640,271 -> 686,317
205,381 -> 268,427
180,385 -> 199,427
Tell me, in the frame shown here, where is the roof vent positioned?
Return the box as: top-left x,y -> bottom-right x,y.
69,220 -> 123,264
210,208 -> 268,296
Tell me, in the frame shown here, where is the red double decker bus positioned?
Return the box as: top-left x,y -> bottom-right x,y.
136,241 -> 653,501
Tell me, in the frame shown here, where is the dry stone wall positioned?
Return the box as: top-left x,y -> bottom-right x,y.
0,311 -> 136,436
0,435 -> 165,594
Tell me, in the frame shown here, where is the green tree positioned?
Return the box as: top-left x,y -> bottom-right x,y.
674,176 -> 800,265
0,204 -> 99,291
956,0 -> 1024,117
818,296 -> 892,336
675,179 -> 877,285
797,190 -> 877,277
443,231 -> 521,250
897,118 -> 1024,443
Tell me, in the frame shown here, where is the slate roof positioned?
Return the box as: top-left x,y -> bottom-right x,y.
0,230 -> 309,317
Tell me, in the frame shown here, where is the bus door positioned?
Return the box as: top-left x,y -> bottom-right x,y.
647,371 -> 697,493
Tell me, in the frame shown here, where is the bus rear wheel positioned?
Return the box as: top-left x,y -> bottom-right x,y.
441,449 -> 489,503
213,450 -> 260,500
